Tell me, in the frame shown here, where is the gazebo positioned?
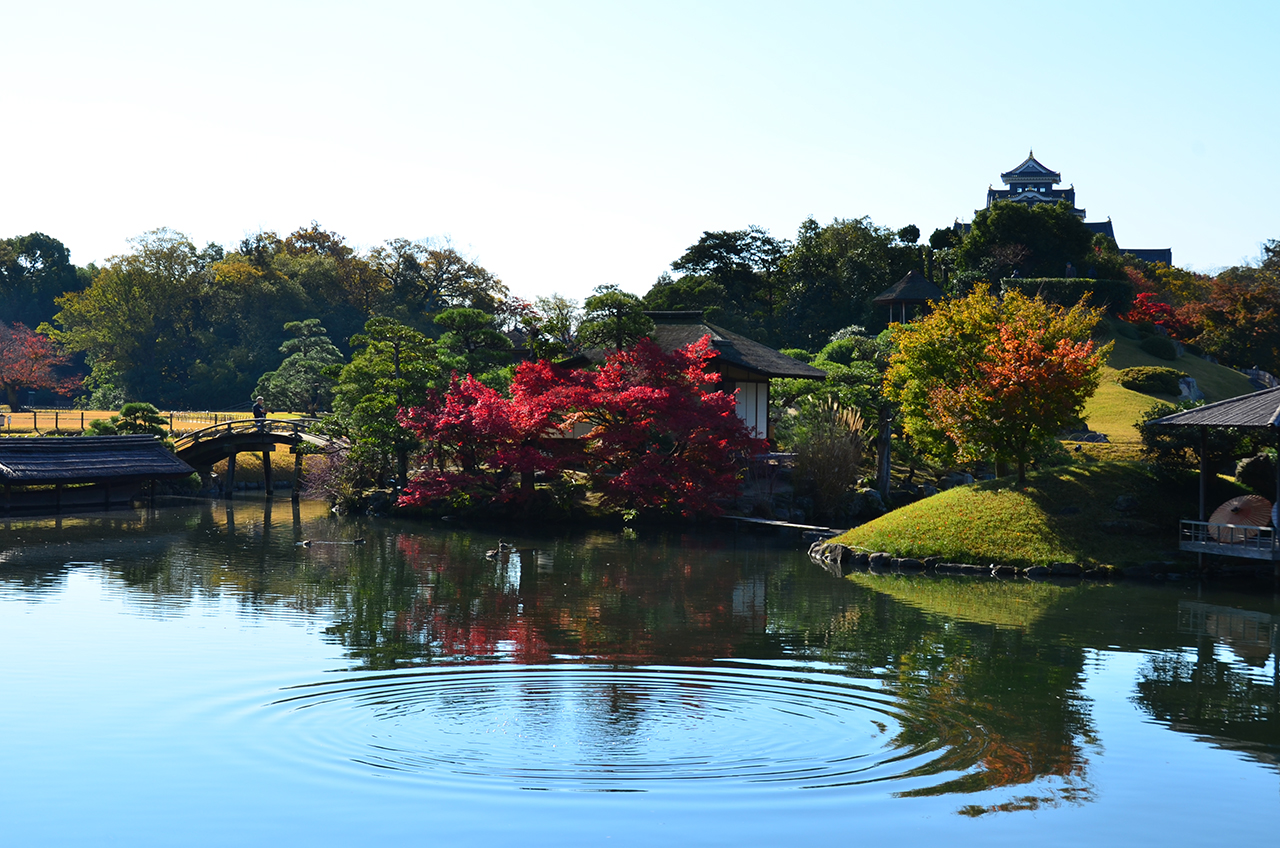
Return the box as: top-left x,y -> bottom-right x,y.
1150,386 -> 1280,567
873,270 -> 943,324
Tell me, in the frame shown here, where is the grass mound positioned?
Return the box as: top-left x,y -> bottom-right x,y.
833,462 -> 1248,568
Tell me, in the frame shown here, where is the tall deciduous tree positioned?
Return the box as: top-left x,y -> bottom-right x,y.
0,323 -> 79,409
885,286 -> 1109,484
0,233 -> 88,330
1186,263 -> 1280,373
46,228 -> 213,406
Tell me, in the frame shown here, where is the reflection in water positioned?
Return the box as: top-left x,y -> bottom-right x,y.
1,499 -> 1278,821
1133,601 -> 1280,773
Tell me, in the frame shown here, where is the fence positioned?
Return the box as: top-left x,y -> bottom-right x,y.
2,410 -> 262,436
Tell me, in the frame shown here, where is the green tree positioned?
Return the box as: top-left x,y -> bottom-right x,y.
660,226 -> 789,341
578,285 -> 654,351
779,216 -> 919,348
956,200 -> 1101,282
434,308 -> 514,377
46,228 -> 215,407
88,402 -> 169,440
0,232 -> 88,330
255,319 -> 344,413
531,293 -> 583,358
326,317 -> 444,491
885,286 -> 1110,484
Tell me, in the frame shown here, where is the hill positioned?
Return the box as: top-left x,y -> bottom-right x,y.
832,462 -> 1248,569
1079,321 -> 1257,452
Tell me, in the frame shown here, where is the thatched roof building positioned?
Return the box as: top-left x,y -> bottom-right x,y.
0,435 -> 194,514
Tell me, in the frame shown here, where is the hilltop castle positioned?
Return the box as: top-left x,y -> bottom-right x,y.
978,152 -> 1171,265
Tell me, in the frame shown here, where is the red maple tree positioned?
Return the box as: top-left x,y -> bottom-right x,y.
0,323 -> 79,409
398,336 -> 763,517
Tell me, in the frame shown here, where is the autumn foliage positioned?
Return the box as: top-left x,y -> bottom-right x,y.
886,287 -> 1109,484
0,322 -> 79,409
399,338 -> 757,517
398,336 -> 763,517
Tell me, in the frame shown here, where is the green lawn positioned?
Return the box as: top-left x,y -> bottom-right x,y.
1080,323 -> 1257,444
833,462 -> 1248,568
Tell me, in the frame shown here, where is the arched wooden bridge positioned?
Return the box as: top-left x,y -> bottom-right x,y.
173,418 -> 343,497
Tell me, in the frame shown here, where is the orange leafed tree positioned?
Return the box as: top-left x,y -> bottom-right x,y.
886,286 -> 1110,484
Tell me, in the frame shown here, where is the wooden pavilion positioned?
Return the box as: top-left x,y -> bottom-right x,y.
1150,387 -> 1280,567
0,435 -> 194,515
873,270 -> 943,324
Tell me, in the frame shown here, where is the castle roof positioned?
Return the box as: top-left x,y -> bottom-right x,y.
1001,151 -> 1061,186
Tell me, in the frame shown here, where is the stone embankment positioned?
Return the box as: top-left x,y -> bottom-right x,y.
809,540 -> 1124,581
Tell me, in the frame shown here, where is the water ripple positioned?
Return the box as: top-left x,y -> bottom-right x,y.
268,663 -> 988,791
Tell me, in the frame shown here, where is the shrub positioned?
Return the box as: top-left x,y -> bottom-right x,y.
795,399 -> 866,521
1113,320 -> 1142,340
1116,366 -> 1186,396
1236,451 -> 1277,495
1139,335 -> 1178,361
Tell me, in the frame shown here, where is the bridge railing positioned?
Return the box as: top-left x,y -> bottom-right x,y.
172,417 -> 330,453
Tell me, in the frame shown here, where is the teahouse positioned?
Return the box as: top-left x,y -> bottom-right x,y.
1150,386 -> 1280,567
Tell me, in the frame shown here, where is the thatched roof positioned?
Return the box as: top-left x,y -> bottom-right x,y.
0,436 -> 194,485
872,270 -> 943,306
642,312 -> 827,379
565,312 -> 826,380
1149,386 -> 1280,429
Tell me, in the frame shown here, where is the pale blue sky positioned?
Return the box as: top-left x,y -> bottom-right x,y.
4,1 -> 1278,302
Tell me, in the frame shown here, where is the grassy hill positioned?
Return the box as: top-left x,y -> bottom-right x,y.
1079,321 -> 1257,452
833,462 -> 1248,568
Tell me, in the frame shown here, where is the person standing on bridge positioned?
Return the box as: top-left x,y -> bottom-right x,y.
252,396 -> 266,429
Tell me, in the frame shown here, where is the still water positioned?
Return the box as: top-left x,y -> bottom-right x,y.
1,498 -> 1277,846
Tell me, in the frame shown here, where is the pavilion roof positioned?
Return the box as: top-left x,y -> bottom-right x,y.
567,312 -> 826,380
1149,386 -> 1280,429
872,270 -> 943,306
0,435 -> 194,485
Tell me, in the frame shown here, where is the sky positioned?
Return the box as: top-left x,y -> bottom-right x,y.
5,1 -> 1279,304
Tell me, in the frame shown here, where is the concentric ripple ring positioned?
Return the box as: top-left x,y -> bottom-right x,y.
269,663 -> 989,791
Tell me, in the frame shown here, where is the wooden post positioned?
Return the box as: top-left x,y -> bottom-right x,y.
3,482 -> 9,516
1198,426 -> 1208,521
226,452 -> 237,499
262,449 -> 274,495
104,482 -> 111,511
293,450 -> 303,502
1199,425 -> 1208,574
55,482 -> 63,514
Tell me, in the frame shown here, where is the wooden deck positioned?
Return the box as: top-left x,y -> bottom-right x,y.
1179,520 -> 1280,561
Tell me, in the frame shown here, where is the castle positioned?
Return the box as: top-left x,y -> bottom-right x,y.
979,152 -> 1171,265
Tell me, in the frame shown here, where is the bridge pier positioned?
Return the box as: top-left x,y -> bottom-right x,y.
262,449 -> 274,495
292,450 -> 303,502
225,453 -> 237,499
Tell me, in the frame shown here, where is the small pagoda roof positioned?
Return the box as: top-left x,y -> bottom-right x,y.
0,435 -> 194,485
1001,151 -> 1061,185
873,270 -> 943,306
1149,386 -> 1280,429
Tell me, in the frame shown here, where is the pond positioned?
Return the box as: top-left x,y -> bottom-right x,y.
1,498 -> 1277,846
